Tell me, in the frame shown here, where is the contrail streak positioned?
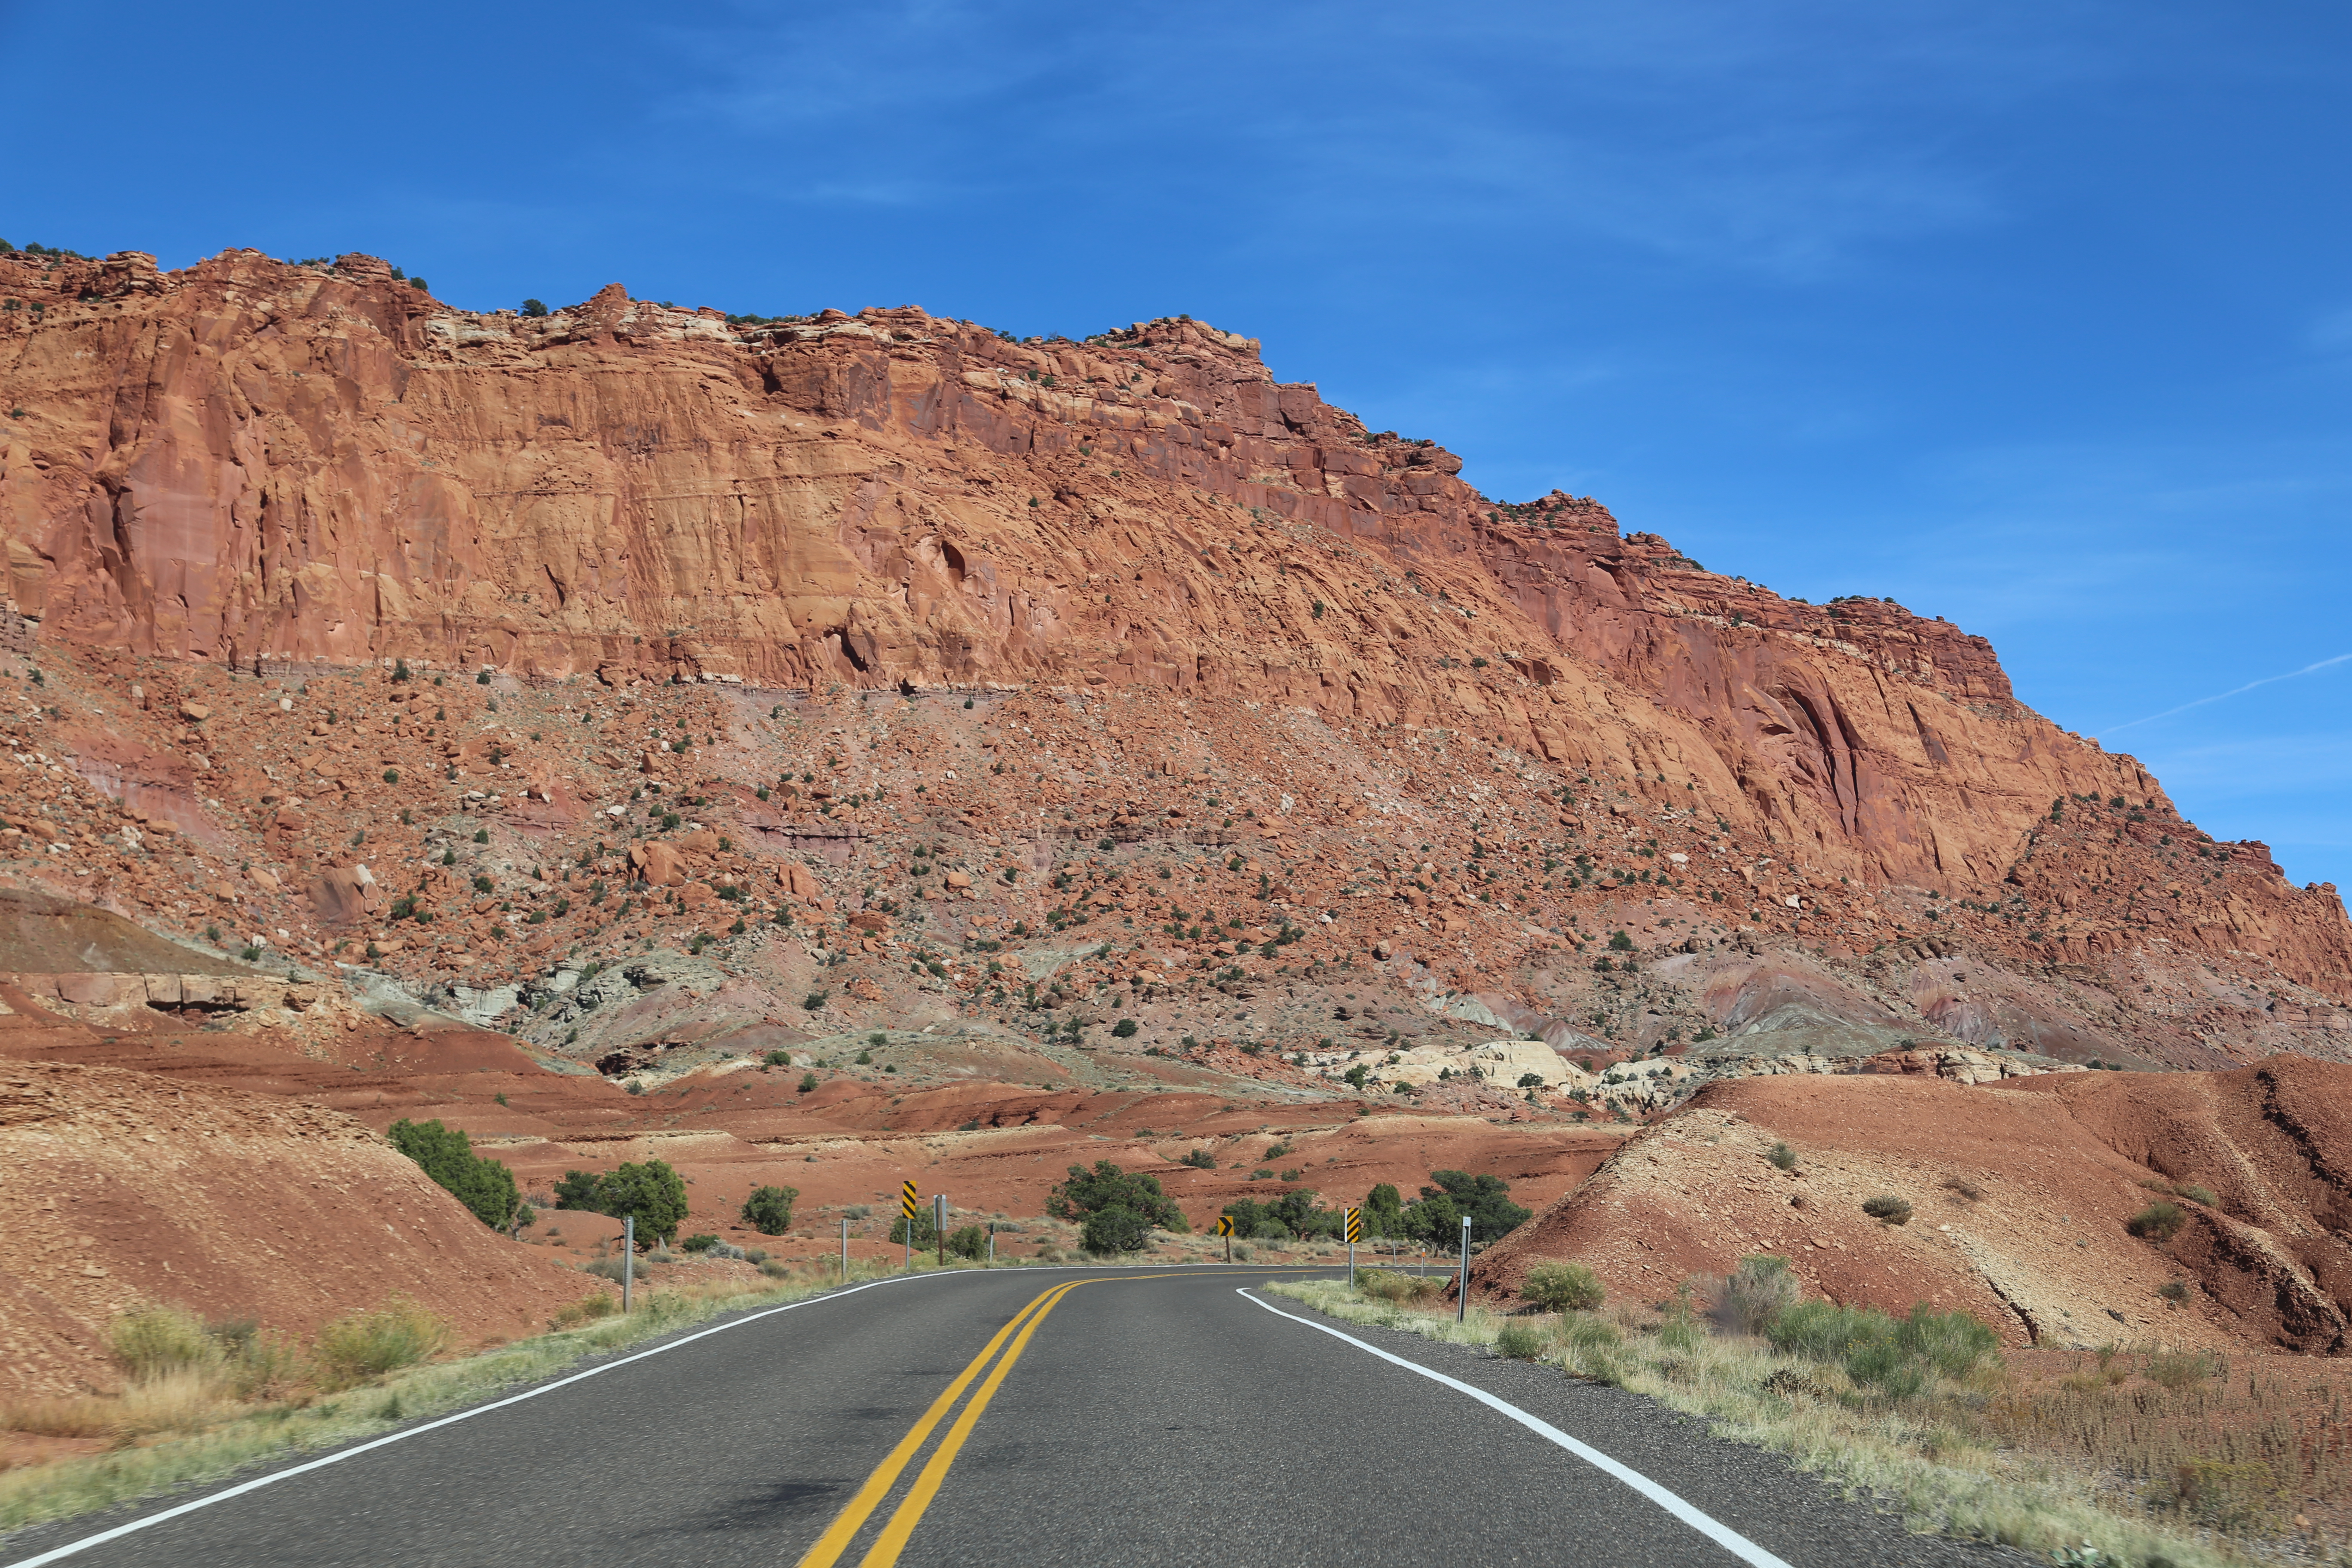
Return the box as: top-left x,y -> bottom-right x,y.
2098,652 -> 2352,738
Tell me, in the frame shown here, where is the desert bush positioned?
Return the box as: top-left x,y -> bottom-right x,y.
741,1184 -> 799,1235
207,1318 -> 310,1401
388,1117 -> 520,1228
1080,1205 -> 1153,1254
110,1305 -> 217,1381
759,1258 -> 791,1278
1767,1142 -> 1798,1172
1496,1322 -> 1549,1360
2128,1202 -> 2188,1241
2156,1457 -> 2284,1532
582,1256 -> 629,1283
1710,1254 -> 1799,1336
1845,1336 -> 1931,1399
313,1298 -> 449,1388
554,1159 -> 689,1247
2177,1184 -> 2218,1207
1767,1299 -> 1896,1363
1896,1305 -> 2001,1379
1522,1260 -> 1604,1313
1359,1269 -> 1444,1305
680,1234 -> 720,1253
1047,1160 -> 1185,1232
888,1207 -> 938,1247
2157,1279 -> 2190,1305
1861,1194 -> 1913,1225
549,1294 -> 617,1330
1182,1148 -> 1216,1169
947,1223 -> 989,1261
2144,1349 -> 2222,1390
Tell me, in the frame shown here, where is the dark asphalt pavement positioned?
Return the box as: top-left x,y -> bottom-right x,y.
1,1266 -> 2034,1568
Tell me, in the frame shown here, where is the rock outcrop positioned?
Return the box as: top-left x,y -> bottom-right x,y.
2,244 -> 2348,1058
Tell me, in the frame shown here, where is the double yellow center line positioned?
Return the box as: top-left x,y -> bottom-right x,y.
793,1277 -> 1081,1568
796,1269 -> 1306,1567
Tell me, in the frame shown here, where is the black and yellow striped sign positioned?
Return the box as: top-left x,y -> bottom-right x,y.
900,1180 -> 919,1219
1214,1215 -> 1234,1237
1344,1207 -> 1363,1243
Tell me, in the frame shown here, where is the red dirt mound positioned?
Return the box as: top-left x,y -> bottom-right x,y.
0,1055 -> 595,1400
1470,1057 -> 2352,1354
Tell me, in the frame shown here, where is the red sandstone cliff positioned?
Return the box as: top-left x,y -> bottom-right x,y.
1,245 -> 2346,1010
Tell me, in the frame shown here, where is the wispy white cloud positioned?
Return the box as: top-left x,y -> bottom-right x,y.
630,0 -> 2136,281
2099,654 -> 2352,738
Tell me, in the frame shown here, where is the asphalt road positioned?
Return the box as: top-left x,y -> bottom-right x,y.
3,1266 -> 2032,1568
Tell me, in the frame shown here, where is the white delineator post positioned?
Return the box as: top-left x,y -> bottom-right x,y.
1456,1216 -> 1470,1323
840,1216 -> 849,1285
622,1214 -> 635,1314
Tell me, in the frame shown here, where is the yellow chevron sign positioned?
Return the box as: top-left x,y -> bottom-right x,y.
1214,1215 -> 1234,1237
901,1180 -> 919,1219
1344,1207 -> 1363,1243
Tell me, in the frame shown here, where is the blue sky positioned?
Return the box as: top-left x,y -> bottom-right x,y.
4,1 -> 2348,886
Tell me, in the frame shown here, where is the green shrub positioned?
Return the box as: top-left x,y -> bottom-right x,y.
1896,1305 -> 2000,1378
741,1185 -> 799,1235
1496,1323 -> 1548,1361
763,1049 -> 789,1066
2156,1457 -> 2283,1531
1358,1268 -> 1444,1305
1767,1142 -> 1798,1171
388,1118 -> 519,1228
799,1071 -> 819,1093
1182,1148 -> 1216,1169
2128,1201 -> 2188,1241
1522,1260 -> 1605,1313
1400,1170 -> 1532,1247
552,1159 -> 689,1247
1712,1253 -> 1799,1335
680,1234 -> 720,1253
313,1298 -> 449,1388
1766,1299 -> 1896,1363
1047,1160 -> 1186,1232
1080,1204 -> 1153,1254
1111,1018 -> 1139,1038
1844,1337 -> 1930,1399
110,1305 -> 216,1381
888,1207 -> 938,1246
2144,1349 -> 2221,1389
947,1223 -> 989,1261
1861,1194 -> 1913,1225
2177,1183 -> 2218,1207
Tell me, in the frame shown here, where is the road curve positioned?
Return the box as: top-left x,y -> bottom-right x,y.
2,1266 -> 2027,1567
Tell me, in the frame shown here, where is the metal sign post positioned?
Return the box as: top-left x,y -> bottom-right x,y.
901,1180 -> 919,1271
934,1193 -> 946,1267
1216,1213 -> 1233,1263
987,1221 -> 995,1265
622,1214 -> 635,1314
1456,1215 -> 1471,1323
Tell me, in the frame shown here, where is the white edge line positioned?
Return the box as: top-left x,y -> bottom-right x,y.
1236,1289 -> 1796,1568
4,1272 -> 959,1568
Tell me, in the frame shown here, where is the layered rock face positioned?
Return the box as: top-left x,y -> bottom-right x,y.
2,245 -> 2347,1013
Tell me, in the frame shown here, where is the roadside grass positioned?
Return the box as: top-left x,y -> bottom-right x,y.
1268,1278 -> 2269,1568
0,1255 -> 990,1536
0,1237 -> 1285,1538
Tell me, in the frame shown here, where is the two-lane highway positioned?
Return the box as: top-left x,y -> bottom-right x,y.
1,1267 -> 2027,1567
